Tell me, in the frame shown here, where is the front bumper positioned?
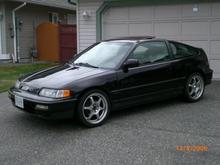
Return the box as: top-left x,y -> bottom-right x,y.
8,87 -> 77,119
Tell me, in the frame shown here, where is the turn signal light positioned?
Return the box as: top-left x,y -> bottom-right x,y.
63,90 -> 71,97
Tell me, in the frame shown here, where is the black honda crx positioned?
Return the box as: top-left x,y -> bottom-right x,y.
9,36 -> 213,127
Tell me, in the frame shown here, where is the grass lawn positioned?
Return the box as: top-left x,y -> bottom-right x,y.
0,63 -> 58,93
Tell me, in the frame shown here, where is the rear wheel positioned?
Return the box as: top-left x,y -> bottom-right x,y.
184,73 -> 205,102
77,90 -> 110,127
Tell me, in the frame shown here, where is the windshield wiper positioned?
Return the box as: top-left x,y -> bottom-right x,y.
74,62 -> 99,68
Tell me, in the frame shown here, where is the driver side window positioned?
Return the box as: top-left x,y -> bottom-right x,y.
129,41 -> 169,65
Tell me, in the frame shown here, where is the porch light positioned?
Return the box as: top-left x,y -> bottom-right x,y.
82,10 -> 91,19
193,4 -> 199,12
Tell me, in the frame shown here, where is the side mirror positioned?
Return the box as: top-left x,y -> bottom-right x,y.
123,59 -> 139,72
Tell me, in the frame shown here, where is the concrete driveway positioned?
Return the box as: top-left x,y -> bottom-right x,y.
0,82 -> 220,165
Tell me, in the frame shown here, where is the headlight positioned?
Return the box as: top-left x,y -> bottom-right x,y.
39,88 -> 71,98
15,80 -> 21,89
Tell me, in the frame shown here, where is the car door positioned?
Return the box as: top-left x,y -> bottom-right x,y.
112,41 -> 177,106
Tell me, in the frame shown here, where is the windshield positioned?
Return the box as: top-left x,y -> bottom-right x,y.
73,42 -> 134,69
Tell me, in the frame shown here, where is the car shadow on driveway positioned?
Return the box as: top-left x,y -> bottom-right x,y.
14,97 -> 183,130
109,82 -> 216,123
109,97 -> 183,119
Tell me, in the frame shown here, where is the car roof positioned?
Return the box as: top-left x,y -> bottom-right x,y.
104,36 -> 156,42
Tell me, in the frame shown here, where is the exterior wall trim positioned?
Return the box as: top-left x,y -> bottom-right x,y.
96,0 -> 211,41
96,1 -> 110,41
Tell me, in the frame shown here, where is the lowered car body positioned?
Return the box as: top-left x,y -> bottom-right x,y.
9,36 -> 213,127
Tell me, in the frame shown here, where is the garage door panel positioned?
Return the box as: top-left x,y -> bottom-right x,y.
155,5 -> 180,19
103,24 -> 128,39
182,21 -> 209,36
182,3 -> 211,18
129,6 -> 153,20
155,22 -> 179,36
129,23 -> 153,36
210,60 -> 220,74
213,73 -> 220,79
104,7 -> 128,20
212,3 -> 220,16
211,21 -> 220,36
210,41 -> 220,56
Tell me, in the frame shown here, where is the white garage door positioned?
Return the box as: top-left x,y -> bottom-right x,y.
102,3 -> 220,79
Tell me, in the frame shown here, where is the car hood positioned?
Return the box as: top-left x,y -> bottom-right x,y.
21,64 -> 108,89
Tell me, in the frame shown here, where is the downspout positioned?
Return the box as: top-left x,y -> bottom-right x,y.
12,2 -> 26,63
76,0 -> 79,53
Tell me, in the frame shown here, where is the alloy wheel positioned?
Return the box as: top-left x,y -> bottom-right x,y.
82,93 -> 108,125
187,74 -> 204,100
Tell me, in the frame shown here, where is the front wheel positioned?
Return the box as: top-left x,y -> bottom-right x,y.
77,90 -> 110,127
184,73 -> 205,102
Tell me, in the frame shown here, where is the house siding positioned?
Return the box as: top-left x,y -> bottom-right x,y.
4,2 -> 75,60
78,0 -> 102,52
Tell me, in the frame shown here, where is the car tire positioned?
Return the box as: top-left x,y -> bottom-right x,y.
184,73 -> 205,102
76,90 -> 110,127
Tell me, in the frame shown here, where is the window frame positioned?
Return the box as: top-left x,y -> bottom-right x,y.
125,40 -> 172,67
49,12 -> 59,24
168,41 -> 196,59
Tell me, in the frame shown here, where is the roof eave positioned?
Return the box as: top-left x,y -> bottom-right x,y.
9,0 -> 76,11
